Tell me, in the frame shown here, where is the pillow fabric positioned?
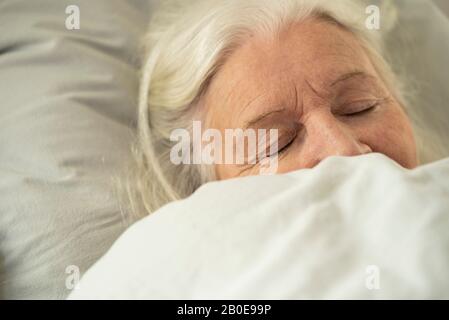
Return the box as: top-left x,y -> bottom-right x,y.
0,0 -> 155,299
384,0 -> 449,163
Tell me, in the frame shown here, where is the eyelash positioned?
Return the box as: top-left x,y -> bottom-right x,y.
277,138 -> 294,156
262,100 -> 382,160
343,101 -> 380,117
265,135 -> 295,159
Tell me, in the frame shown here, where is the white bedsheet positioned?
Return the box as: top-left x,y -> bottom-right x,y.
68,153 -> 449,299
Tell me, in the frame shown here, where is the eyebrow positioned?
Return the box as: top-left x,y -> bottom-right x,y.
330,71 -> 376,87
243,108 -> 287,129
242,72 -> 376,128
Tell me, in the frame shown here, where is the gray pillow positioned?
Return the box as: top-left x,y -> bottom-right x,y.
385,0 -> 449,163
0,0 -> 154,299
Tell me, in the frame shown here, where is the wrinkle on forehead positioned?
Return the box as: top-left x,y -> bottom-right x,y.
203,17 -> 382,129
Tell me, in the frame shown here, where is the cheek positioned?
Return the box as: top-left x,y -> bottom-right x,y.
361,108 -> 418,168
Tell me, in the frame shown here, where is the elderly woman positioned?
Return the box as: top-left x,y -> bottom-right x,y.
128,0 -> 418,216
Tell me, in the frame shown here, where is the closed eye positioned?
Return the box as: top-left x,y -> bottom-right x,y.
341,100 -> 380,117
266,132 -> 296,158
275,138 -> 294,156
347,104 -> 377,116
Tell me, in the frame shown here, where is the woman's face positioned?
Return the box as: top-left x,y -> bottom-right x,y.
203,18 -> 418,179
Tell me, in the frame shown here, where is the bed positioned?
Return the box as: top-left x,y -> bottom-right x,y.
0,0 -> 448,299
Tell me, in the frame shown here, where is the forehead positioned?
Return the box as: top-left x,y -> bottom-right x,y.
204,18 -> 378,127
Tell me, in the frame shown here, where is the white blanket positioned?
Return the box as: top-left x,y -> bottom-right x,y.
68,154 -> 449,299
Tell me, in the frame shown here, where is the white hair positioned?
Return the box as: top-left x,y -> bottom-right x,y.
124,0 -> 415,218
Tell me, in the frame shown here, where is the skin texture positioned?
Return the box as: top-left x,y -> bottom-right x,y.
202,18 -> 418,180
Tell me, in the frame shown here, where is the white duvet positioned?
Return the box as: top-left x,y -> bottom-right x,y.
68,154 -> 449,299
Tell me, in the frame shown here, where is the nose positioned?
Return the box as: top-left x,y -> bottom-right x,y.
305,110 -> 372,166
